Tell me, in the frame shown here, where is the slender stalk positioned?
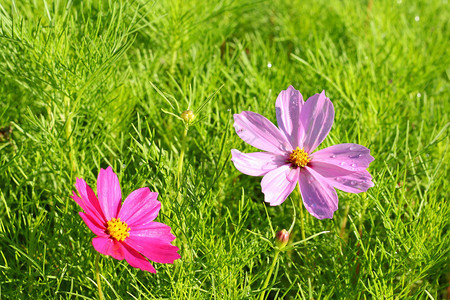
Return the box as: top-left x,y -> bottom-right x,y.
95,252 -> 104,300
64,96 -> 76,174
177,125 -> 189,189
297,184 -> 306,242
259,250 -> 280,300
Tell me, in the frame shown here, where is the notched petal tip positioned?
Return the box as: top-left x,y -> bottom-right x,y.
232,110 -> 292,154
231,149 -> 286,177
119,188 -> 161,227
286,85 -> 296,91
314,210 -> 335,220
97,166 -> 122,221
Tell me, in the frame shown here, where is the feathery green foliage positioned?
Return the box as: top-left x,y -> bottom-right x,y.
0,0 -> 448,298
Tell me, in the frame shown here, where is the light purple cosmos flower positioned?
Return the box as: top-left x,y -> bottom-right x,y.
71,166 -> 181,272
231,86 -> 374,219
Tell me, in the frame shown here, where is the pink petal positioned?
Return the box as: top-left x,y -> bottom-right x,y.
125,223 -> 180,264
261,165 -> 299,206
79,212 -> 107,237
131,222 -> 177,243
118,188 -> 160,227
309,161 -> 374,193
311,143 -> 374,171
275,86 -> 304,148
73,179 -> 105,225
300,91 -> 334,153
122,243 -> 156,273
97,166 -> 122,221
92,236 -> 125,260
234,111 -> 292,155
231,149 -> 287,176
298,167 -> 338,219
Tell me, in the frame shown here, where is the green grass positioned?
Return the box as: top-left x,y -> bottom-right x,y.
0,0 -> 449,298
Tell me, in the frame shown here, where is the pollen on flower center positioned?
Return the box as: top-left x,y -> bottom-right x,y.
106,218 -> 130,242
289,147 -> 310,167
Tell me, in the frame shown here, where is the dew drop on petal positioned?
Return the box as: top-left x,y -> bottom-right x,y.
351,163 -> 357,167
350,181 -> 356,186
330,154 -> 336,158
340,162 -> 345,166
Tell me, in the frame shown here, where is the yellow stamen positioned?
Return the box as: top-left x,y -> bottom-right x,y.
106,218 -> 130,242
289,147 -> 310,167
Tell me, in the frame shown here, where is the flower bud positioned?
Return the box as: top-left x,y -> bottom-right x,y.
181,110 -> 195,123
275,229 -> 289,249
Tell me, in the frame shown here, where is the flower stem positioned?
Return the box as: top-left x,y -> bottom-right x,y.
95,252 -> 104,300
297,184 -> 306,242
259,249 -> 280,300
177,125 -> 189,189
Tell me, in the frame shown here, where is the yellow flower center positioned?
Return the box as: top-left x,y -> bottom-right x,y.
289,147 -> 310,167
106,218 -> 130,242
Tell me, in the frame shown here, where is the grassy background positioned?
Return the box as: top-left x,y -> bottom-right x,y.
0,0 -> 449,298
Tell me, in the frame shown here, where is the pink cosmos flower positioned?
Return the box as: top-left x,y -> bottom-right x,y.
231,86 -> 374,219
71,166 -> 181,272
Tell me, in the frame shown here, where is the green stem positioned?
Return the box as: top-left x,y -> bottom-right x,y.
177,125 -> 189,189
259,250 -> 280,300
297,184 -> 306,242
95,252 -> 104,300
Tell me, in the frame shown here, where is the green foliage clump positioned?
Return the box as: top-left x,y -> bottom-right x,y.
0,0 -> 448,298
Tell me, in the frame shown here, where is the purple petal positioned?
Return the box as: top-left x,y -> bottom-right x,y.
125,223 -> 180,264
300,91 -> 334,153
309,161 -> 374,193
97,166 -> 122,221
122,243 -> 157,273
312,143 -> 374,171
234,111 -> 292,155
79,212 -> 107,237
275,85 -> 304,147
231,149 -> 287,176
118,188 -> 160,228
72,179 -> 106,225
298,167 -> 338,219
92,236 -> 125,260
261,165 -> 299,206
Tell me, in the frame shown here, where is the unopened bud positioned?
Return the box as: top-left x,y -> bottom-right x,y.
275,229 -> 289,249
181,110 -> 195,123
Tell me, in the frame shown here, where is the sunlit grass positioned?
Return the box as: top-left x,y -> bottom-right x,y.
0,0 -> 448,298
